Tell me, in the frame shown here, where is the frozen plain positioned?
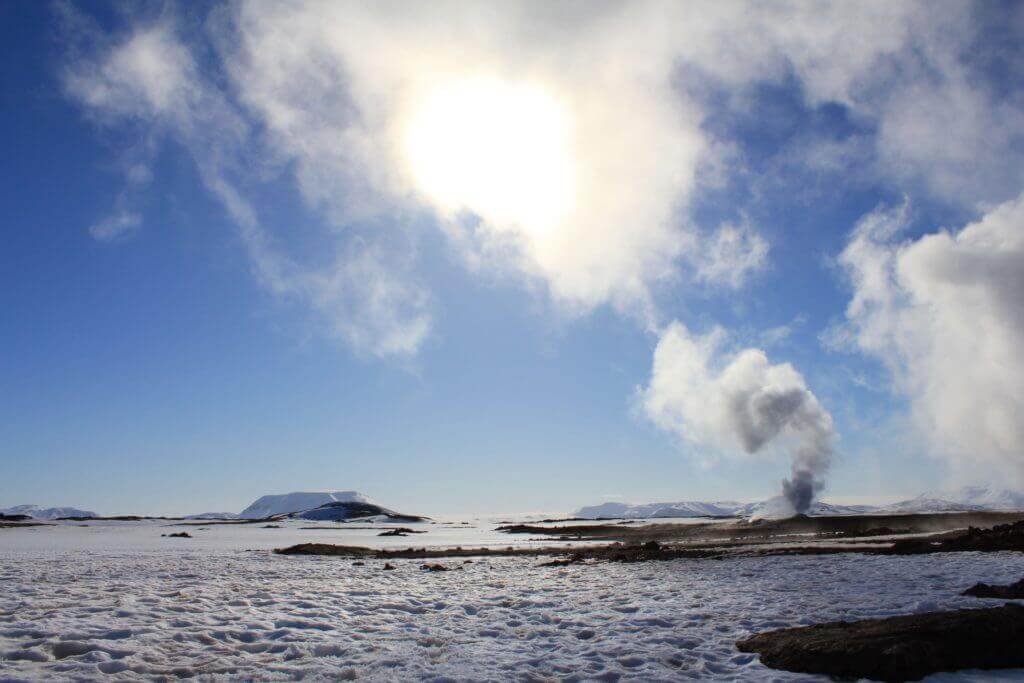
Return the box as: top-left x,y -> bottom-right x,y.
3,520 -> 1024,681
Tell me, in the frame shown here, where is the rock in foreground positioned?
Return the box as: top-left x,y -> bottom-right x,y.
736,604 -> 1024,682
887,519 -> 1024,554
963,578 -> 1024,599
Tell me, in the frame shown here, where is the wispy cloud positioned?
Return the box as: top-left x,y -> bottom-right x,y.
88,210 -> 141,242
692,220 -> 769,289
60,2 -> 1024,360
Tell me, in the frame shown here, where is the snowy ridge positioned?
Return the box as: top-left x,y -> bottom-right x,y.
574,500 -> 743,519
879,485 -> 1024,513
575,485 -> 1024,520
878,497 -> 983,514
0,505 -> 98,520
184,512 -> 241,520
574,499 -> 874,520
238,491 -> 374,519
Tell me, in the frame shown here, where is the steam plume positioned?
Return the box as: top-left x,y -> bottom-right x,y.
642,322 -> 836,515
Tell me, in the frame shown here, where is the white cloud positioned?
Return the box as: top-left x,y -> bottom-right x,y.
61,2 -> 1024,357
88,210 -> 141,242
641,321 -> 835,512
759,314 -> 807,347
693,221 -> 769,288
223,2 -> 715,323
65,23 -> 201,122
835,196 -> 1024,483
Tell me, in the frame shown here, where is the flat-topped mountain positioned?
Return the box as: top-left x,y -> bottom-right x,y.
238,491 -> 375,519
237,491 -> 426,522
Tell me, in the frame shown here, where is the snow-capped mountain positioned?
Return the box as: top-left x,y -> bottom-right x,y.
238,491 -> 376,519
878,497 -> 981,513
881,485 -> 1024,513
185,512 -> 241,520
939,485 -> 1024,510
737,499 -> 877,519
574,498 -> 877,520
0,505 -> 98,519
574,500 -> 745,519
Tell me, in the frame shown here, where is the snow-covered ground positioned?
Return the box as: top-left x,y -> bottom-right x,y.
0,517 -> 720,554
2,523 -> 1024,680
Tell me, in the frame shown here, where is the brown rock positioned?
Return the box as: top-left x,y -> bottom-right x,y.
737,604 -> 1024,682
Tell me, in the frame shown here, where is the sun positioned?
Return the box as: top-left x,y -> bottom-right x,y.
403,77 -> 574,240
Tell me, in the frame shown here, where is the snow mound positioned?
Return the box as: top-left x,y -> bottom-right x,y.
1,505 -> 98,520
238,491 -> 374,519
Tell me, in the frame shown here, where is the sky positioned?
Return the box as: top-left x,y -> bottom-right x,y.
2,1 -> 1023,516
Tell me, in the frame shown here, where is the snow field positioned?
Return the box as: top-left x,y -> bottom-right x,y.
3,541 -> 1024,680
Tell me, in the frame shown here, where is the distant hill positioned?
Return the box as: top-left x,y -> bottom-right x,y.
184,512 -> 241,520
0,504 -> 98,520
881,485 -> 1024,513
573,484 -> 1024,520
573,498 -> 874,520
238,491 -> 375,519
574,500 -> 744,519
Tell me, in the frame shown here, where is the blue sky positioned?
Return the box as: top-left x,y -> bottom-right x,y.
2,2 -> 1023,516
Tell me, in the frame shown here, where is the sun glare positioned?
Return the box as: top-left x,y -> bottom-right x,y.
404,77 -> 574,239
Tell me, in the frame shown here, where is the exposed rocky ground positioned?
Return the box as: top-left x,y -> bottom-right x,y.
737,604 -> 1024,682
281,515 -> 1024,564
885,520 -> 1024,554
498,511 -> 1024,546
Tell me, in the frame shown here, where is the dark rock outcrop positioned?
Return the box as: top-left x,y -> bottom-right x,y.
886,520 -> 1024,555
737,604 -> 1024,682
276,543 -> 379,557
420,563 -> 457,572
378,527 -> 426,537
963,578 -> 1024,599
295,501 -> 427,523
